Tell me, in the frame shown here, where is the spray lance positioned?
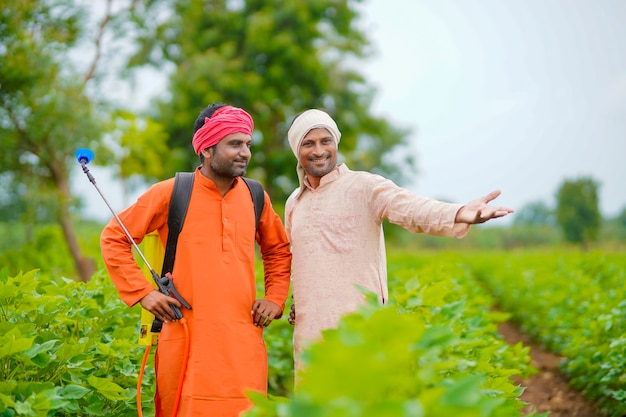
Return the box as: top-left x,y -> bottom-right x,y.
75,148 -> 191,417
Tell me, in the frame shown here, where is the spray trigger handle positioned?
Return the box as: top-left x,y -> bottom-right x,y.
155,273 -> 192,319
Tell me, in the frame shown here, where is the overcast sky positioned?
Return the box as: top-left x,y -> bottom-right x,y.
359,0 -> 626,220
77,0 -> 626,222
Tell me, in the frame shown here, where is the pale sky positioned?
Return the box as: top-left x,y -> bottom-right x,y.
77,0 -> 626,222
360,0 -> 626,220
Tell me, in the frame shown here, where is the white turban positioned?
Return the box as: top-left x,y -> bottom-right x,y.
287,109 -> 341,189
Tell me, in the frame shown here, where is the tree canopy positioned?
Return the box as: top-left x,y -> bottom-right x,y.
555,177 -> 601,248
0,0 -> 165,281
513,201 -> 555,226
1,0 -> 418,279
129,0 -> 415,201
0,0 -> 102,281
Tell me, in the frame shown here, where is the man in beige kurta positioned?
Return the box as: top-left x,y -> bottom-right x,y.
284,109 -> 514,372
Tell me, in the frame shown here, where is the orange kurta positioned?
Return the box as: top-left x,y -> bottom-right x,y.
100,169 -> 291,417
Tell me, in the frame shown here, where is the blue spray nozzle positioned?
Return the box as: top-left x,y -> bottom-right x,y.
75,148 -> 94,164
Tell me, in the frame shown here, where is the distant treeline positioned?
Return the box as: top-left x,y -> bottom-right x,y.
383,215 -> 626,251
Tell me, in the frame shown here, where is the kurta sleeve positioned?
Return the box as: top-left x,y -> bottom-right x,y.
283,190 -> 299,242
100,180 -> 173,307
368,175 -> 470,238
256,192 -> 292,312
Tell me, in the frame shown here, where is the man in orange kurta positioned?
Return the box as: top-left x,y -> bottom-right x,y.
100,104 -> 291,417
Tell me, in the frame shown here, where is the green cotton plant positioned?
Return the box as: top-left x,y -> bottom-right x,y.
245,252 -> 538,417
293,307 -> 523,417
467,249 -> 626,417
0,268 -> 153,416
387,254 -> 535,385
254,259 -> 295,397
263,318 -> 295,397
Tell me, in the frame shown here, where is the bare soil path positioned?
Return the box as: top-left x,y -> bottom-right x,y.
498,320 -> 602,417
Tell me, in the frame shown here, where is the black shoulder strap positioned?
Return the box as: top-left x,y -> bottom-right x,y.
162,172 -> 194,275
161,174 -> 265,276
242,177 -> 265,231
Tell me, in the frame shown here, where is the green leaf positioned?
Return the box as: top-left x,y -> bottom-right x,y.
82,393 -> 106,415
415,326 -> 455,350
60,384 -> 90,400
24,339 -> 58,360
87,376 -> 126,401
14,396 -> 35,416
0,282 -> 19,301
31,388 -> 67,414
440,375 -> 483,407
0,330 -> 34,358
421,281 -> 451,307
0,390 -> 17,410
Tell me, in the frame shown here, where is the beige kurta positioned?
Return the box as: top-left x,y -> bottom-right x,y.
284,164 -> 469,369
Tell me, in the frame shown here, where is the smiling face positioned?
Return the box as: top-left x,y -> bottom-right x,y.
298,127 -> 337,188
202,132 -> 252,180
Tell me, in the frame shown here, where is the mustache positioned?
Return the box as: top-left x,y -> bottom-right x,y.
306,154 -> 330,161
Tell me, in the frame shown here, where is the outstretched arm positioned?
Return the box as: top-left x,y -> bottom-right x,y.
455,190 -> 514,224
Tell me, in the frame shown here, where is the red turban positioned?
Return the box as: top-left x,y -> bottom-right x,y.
192,106 -> 254,155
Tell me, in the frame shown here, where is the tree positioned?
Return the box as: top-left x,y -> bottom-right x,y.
555,177 -> 601,248
129,0 -> 414,201
0,0 -> 100,281
513,200 -> 555,226
601,206 -> 626,242
617,207 -> 626,236
106,110 -> 171,207
0,0 -> 164,281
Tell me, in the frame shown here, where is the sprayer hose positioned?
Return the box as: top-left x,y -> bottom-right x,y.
136,318 -> 190,417
136,345 -> 151,417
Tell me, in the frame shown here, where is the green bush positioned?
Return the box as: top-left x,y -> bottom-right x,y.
0,268 -> 153,416
0,220 -> 105,280
246,252 -> 539,417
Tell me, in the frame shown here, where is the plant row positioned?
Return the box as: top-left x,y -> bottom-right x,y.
1,250 -> 548,416
249,252 -> 541,416
466,249 -> 626,417
0,268 -> 153,416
